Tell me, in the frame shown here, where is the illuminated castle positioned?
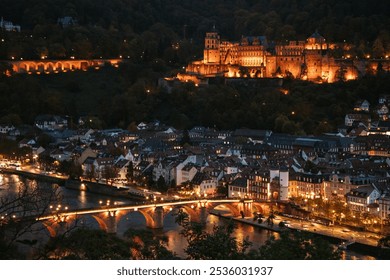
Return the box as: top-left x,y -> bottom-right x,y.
180,29 -> 360,83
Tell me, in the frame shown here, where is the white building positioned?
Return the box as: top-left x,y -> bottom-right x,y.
346,185 -> 381,213
192,172 -> 217,196
0,17 -> 21,32
270,167 -> 289,201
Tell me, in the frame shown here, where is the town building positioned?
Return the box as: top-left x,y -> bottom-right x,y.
0,17 -> 20,32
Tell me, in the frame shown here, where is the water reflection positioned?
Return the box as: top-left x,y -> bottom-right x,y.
0,174 -> 377,260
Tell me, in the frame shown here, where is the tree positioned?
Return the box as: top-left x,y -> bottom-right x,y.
0,113 -> 23,126
85,165 -> 96,181
126,161 -> 134,183
0,62 -> 13,76
0,180 -> 62,259
156,175 -> 168,192
378,235 -> 390,248
42,228 -> 131,260
253,231 -> 341,260
124,228 -> 178,260
266,212 -> 276,227
102,166 -> 118,185
377,234 -> 390,259
68,161 -> 83,180
180,129 -> 191,146
37,133 -> 55,149
58,160 -> 82,179
38,154 -> 55,171
216,183 -> 228,197
179,218 -> 251,260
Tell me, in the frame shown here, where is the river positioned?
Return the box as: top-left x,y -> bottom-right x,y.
0,173 -> 376,259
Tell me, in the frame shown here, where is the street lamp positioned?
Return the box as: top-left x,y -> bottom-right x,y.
332,210 -> 336,225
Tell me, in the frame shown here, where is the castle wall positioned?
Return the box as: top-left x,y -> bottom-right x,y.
186,61 -> 228,77
179,31 -> 388,83
237,45 -> 266,67
275,56 -> 303,78
204,49 -> 220,64
265,56 -> 277,77
305,50 -> 324,80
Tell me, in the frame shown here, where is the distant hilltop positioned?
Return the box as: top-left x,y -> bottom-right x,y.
178,30 -> 390,84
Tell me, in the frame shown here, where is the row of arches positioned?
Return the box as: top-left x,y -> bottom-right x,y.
12,61 -> 91,73
42,201 -> 268,236
8,59 -> 122,74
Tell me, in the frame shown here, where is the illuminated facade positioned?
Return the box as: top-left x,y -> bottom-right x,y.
181,30 -> 363,83
3,59 -> 122,75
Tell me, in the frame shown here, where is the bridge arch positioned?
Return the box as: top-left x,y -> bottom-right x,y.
252,202 -> 265,214
28,62 -> 37,72
19,63 -> 29,73
80,61 -> 89,70
64,62 -> 71,71
41,215 -> 78,236
42,221 -> 58,237
37,62 -> 45,73
55,62 -> 63,70
70,62 -> 77,70
207,202 -> 241,217
46,62 -> 55,72
180,205 -> 199,221
91,214 -> 108,231
138,209 -> 156,228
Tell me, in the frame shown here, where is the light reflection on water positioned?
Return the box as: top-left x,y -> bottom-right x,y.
0,174 -> 377,260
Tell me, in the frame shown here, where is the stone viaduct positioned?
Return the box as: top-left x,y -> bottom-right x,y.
3,59 -> 122,74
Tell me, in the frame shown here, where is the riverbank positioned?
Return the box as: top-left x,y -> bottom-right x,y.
65,179 -> 146,200
0,168 -> 67,185
1,167 -> 148,201
212,211 -> 389,258
210,210 -> 283,232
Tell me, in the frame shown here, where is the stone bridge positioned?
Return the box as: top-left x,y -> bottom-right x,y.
3,59 -> 122,74
36,199 -> 274,235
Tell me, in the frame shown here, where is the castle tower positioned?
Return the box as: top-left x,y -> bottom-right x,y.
203,28 -> 220,64
304,30 -> 328,80
305,30 -> 327,50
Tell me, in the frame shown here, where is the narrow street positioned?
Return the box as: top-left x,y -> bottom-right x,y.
228,213 -> 382,248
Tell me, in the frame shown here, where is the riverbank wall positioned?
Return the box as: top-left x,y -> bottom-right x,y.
0,168 -> 66,185
64,179 -> 147,201
211,211 -> 389,259
0,168 -> 146,201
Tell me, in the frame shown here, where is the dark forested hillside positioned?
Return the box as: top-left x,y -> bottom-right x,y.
0,0 -> 389,135
0,0 -> 389,61
1,65 -> 389,135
